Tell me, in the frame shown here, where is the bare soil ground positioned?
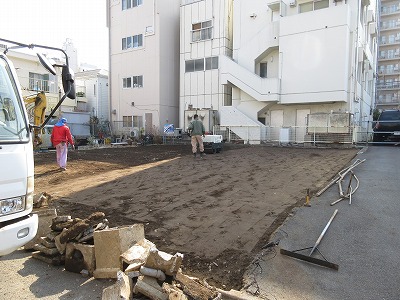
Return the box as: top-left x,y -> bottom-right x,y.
33,143 -> 358,290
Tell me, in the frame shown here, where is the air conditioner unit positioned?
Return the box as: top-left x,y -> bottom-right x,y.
289,0 -> 296,7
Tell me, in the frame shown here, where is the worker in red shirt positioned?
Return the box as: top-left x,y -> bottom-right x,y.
51,118 -> 75,171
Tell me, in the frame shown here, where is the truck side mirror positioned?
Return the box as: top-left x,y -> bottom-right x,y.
62,66 -> 76,99
36,53 -> 56,75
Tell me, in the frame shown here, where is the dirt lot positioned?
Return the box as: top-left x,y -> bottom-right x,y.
33,143 -> 358,291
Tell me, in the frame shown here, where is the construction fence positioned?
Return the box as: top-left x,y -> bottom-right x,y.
111,119 -> 396,147
209,121 -> 396,146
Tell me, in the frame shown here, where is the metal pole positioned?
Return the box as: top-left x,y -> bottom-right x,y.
310,209 -> 338,256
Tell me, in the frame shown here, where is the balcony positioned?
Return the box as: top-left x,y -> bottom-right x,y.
376,80 -> 400,89
381,6 -> 400,16
28,78 -> 58,94
375,97 -> 400,105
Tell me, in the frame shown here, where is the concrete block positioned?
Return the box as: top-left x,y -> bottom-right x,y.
32,251 -> 64,266
65,242 -> 96,276
163,283 -> 189,300
94,224 -> 145,279
39,236 -> 56,248
93,268 -> 120,279
46,231 -> 59,241
120,238 -> 155,271
140,266 -> 166,281
51,216 -> 73,231
24,208 -> 57,250
33,243 -> 59,256
175,270 -> 218,300
133,275 -> 168,300
145,249 -> 183,276
102,270 -> 132,300
216,289 -> 261,300
54,229 -> 67,254
59,220 -> 90,244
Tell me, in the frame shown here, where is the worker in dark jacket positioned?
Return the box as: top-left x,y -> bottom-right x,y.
187,114 -> 205,158
51,118 -> 75,171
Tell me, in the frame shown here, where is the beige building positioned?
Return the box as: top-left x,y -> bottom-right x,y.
376,0 -> 400,110
107,0 -> 180,138
2,47 -> 76,118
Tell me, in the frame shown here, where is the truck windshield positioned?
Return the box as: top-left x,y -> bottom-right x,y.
0,57 -> 29,143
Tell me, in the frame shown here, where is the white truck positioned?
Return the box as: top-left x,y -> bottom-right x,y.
60,111 -> 91,146
0,38 -> 75,256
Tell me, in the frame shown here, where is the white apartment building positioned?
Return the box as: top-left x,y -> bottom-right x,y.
75,69 -> 110,123
376,0 -> 400,110
107,0 -> 181,138
180,0 -> 378,143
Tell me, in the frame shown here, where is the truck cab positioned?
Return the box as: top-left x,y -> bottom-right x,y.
0,38 -> 75,256
0,53 -> 38,255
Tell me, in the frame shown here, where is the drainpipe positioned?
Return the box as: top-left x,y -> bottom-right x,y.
353,0 -> 362,124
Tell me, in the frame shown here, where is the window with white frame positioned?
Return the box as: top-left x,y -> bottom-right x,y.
192,20 -> 213,42
122,34 -> 143,50
299,0 -> 328,13
132,75 -> 143,88
122,0 -> 143,10
122,76 -> 143,88
185,56 -> 218,72
29,72 -> 51,92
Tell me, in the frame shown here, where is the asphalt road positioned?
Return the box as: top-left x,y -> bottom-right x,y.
0,249 -> 112,299
245,146 -> 400,300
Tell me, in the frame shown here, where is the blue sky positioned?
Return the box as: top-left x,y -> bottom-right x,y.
0,0 -> 109,70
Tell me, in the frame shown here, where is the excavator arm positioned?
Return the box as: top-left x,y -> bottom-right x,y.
23,91 -> 47,146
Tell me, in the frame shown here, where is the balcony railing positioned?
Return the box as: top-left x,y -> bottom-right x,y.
376,81 -> 400,89
375,97 -> 400,104
381,6 -> 400,15
28,78 -> 58,93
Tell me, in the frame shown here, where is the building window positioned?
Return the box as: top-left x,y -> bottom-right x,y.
123,76 -> 143,88
132,75 -> 143,88
123,77 -> 132,88
123,116 -> 133,127
122,0 -> 143,10
192,20 -> 213,42
132,116 -> 143,128
122,34 -> 143,50
29,73 -> 50,92
185,56 -> 219,73
205,57 -> 218,70
185,60 -> 195,72
260,63 -> 268,78
299,0 -> 328,13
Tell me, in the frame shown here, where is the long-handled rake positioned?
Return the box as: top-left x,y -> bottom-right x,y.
280,209 -> 339,270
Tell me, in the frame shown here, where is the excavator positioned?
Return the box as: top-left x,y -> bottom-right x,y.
23,91 -> 47,147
